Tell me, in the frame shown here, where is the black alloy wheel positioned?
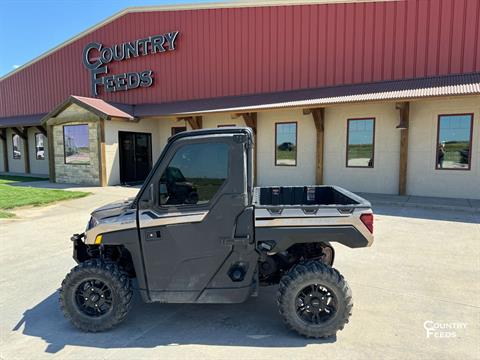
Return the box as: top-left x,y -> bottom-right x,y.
295,283 -> 337,325
277,261 -> 353,338
60,259 -> 133,332
75,279 -> 113,317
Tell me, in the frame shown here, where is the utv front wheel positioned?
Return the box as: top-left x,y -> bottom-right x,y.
59,259 -> 133,332
277,261 -> 352,338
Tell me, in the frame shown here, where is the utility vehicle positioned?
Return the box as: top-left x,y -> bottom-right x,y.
60,127 -> 374,338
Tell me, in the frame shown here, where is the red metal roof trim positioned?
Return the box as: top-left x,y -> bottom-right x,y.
2,73 -> 479,127
70,96 -> 134,119
133,73 -> 480,116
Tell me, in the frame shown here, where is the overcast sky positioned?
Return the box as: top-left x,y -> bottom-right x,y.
0,0 -> 219,77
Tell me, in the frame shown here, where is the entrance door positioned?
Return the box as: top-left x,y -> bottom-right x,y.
119,131 -> 152,184
137,133 -> 250,302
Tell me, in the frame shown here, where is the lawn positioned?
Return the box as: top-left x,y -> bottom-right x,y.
276,149 -> 297,160
347,144 -> 373,160
0,175 -> 48,184
443,141 -> 469,163
0,176 -> 90,218
276,148 -> 297,166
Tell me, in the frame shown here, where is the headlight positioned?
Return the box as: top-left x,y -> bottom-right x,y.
86,216 -> 99,230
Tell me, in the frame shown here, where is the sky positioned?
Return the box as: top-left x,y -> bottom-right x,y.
0,0 -> 218,77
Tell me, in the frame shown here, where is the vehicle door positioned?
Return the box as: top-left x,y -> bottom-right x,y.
137,133 -> 248,302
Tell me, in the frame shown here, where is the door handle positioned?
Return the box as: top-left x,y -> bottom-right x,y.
145,230 -> 161,240
221,235 -> 250,246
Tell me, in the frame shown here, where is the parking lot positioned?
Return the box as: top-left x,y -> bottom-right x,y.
0,186 -> 479,360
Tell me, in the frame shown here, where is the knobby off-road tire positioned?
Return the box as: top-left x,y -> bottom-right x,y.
277,261 -> 353,338
59,259 -> 133,332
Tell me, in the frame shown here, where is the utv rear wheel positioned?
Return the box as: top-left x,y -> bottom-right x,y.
59,259 -> 132,332
277,261 -> 352,338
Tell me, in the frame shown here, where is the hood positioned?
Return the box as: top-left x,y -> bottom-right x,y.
91,197 -> 135,220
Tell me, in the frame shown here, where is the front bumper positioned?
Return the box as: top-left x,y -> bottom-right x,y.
71,233 -> 89,264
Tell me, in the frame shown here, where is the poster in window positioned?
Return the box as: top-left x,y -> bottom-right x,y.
35,133 -> 45,160
64,125 -> 90,164
12,134 -> 21,159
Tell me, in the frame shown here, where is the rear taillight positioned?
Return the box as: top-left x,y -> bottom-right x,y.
360,213 -> 374,233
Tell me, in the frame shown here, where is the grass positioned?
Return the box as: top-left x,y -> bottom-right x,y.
192,178 -> 226,201
443,141 -> 469,163
0,175 -> 47,184
276,149 -> 297,161
348,144 -> 373,160
0,210 -> 15,218
0,175 -> 90,218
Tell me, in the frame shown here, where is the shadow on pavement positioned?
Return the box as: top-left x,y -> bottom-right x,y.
13,287 -> 335,353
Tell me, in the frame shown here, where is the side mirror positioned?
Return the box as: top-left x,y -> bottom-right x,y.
140,183 -> 154,207
149,183 -> 154,203
159,183 -> 168,205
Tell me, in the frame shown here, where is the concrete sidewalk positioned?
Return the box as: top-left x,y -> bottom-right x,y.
360,193 -> 480,213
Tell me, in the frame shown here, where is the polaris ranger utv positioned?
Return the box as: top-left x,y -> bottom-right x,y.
60,127 -> 374,338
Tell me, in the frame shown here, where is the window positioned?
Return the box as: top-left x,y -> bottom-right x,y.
12,134 -> 21,159
346,118 -> 375,168
35,133 -> 45,160
159,142 -> 229,206
171,126 -> 186,136
63,124 -> 90,164
275,122 -> 297,166
436,114 -> 473,170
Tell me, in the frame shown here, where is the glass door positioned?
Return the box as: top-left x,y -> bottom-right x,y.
119,131 -> 152,185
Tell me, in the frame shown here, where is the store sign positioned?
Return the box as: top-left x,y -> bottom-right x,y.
82,31 -> 179,96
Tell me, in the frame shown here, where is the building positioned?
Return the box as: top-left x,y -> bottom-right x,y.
0,0 -> 479,199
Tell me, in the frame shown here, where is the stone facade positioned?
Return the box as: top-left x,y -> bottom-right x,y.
53,121 -> 100,185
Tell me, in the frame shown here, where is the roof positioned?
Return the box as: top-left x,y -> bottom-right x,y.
134,73 -> 480,116
41,95 -> 134,124
2,73 -> 477,128
0,0 -> 389,81
69,96 -> 134,119
0,113 -> 47,128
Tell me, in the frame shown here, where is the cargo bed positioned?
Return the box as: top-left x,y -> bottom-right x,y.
253,185 -> 371,208
253,185 -> 374,249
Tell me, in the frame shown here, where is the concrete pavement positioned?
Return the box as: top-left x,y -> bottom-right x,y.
0,186 -> 479,359
360,192 -> 480,213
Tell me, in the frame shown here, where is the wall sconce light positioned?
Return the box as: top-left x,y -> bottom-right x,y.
395,102 -> 409,130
